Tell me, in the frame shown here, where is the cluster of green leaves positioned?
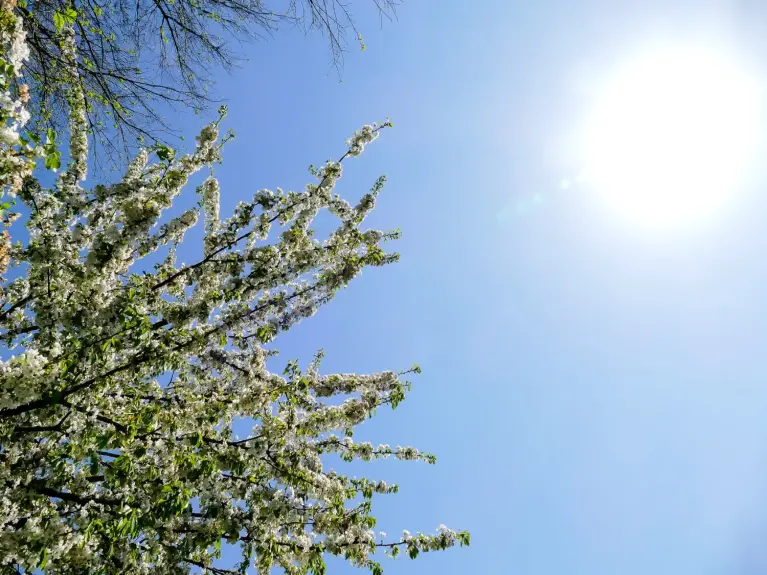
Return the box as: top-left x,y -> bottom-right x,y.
52,6 -> 75,32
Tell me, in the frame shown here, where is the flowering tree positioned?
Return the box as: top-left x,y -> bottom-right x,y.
0,8 -> 468,575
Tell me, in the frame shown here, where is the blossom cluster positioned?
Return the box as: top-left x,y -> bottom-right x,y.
59,25 -> 87,184
0,0 -> 34,193
0,15 -> 468,572
346,123 -> 388,157
0,2 -> 40,281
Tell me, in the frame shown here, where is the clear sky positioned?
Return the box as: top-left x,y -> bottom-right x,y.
164,1 -> 767,573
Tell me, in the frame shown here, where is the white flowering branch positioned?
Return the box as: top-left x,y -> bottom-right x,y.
0,11 -> 468,574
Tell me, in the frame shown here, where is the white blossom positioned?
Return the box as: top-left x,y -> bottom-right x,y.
0,126 -> 18,145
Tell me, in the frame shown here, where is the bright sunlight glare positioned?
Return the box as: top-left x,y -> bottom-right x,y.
580,43 -> 763,230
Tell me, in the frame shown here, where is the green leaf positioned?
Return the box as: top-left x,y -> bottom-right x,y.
53,11 -> 64,31
53,7 -> 77,32
309,552 -> 326,575
256,324 -> 274,343
96,433 -> 111,449
156,145 -> 174,161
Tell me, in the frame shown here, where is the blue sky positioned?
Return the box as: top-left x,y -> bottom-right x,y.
160,1 -> 767,573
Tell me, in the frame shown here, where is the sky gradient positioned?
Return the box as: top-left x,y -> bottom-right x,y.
165,1 -> 767,573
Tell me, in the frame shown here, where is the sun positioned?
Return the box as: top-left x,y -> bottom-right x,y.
580,43 -> 763,230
